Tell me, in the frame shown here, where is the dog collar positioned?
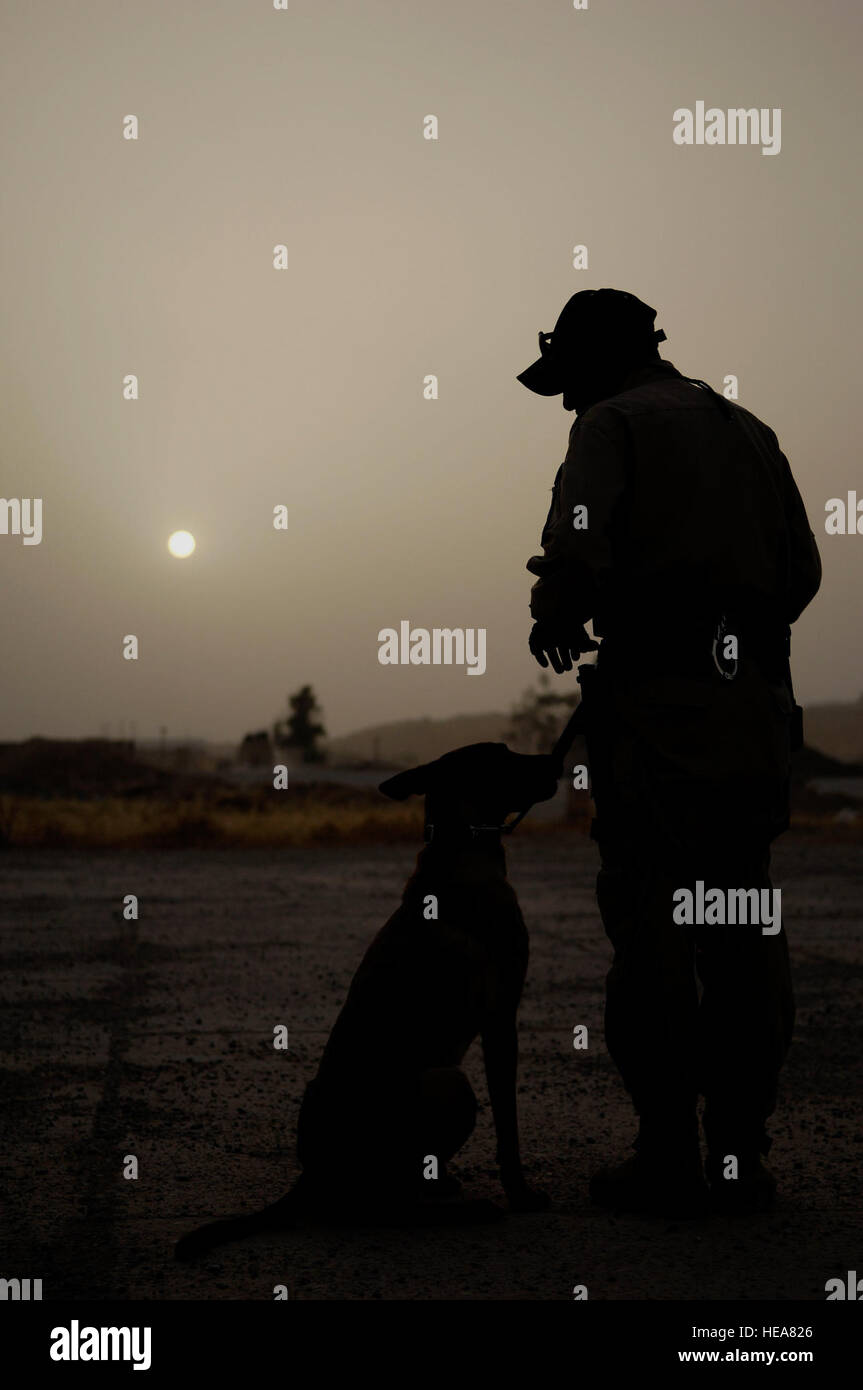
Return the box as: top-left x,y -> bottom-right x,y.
423,823 -> 504,845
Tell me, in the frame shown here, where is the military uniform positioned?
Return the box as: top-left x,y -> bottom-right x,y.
526,359 -> 821,1184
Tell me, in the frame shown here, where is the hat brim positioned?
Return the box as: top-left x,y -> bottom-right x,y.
516,355 -> 565,396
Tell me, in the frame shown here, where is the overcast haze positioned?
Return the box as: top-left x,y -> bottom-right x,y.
2,0 -> 861,743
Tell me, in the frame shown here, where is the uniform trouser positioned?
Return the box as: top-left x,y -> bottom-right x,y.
590,716 -> 795,1159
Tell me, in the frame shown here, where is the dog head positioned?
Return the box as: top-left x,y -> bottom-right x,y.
378,742 -> 560,831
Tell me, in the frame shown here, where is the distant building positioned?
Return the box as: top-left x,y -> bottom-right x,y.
239,730 -> 274,767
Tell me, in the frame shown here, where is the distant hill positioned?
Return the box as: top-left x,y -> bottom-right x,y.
5,697 -> 861,795
327,713 -> 510,767
327,706 -> 863,778
792,743 -> 862,780
803,697 -> 863,765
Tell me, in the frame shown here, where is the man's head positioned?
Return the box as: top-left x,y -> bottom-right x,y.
518,288 -> 666,413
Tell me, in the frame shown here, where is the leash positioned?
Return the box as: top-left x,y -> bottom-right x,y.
502,694 -> 588,836
423,666 -> 594,844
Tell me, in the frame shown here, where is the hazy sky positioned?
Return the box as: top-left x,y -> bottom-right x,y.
2,0 -> 861,743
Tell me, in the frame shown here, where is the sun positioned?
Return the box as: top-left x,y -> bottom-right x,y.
167,530 -> 196,559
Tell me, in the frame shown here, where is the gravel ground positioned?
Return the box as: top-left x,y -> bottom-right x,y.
1,833 -> 861,1301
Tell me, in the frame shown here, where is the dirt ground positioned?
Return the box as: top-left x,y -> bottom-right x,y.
1,832 -> 861,1301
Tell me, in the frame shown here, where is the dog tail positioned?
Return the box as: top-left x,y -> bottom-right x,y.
174,1177 -> 306,1262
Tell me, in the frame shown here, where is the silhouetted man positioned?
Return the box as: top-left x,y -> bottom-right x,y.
518,289 -> 821,1215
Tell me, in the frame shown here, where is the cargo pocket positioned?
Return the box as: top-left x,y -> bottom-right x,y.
615,667 -> 792,784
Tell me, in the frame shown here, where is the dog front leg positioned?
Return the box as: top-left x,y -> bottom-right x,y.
482,1018 -> 549,1212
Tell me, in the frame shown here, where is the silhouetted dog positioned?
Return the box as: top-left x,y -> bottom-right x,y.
175,743 -> 559,1260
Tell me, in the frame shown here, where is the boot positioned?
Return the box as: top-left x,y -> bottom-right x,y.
703,1115 -> 777,1212
590,1118 -> 709,1218
705,1152 -> 776,1213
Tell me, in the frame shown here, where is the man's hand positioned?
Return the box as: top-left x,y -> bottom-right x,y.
528,621 -> 598,673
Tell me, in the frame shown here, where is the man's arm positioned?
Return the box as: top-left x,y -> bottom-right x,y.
526,408 -> 628,663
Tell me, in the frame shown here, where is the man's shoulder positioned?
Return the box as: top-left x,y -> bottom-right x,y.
573,363 -> 693,432
603,364 -> 712,416
588,367 -> 780,444
724,397 -> 779,445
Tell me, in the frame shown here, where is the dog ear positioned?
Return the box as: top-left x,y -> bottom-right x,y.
378,762 -> 435,800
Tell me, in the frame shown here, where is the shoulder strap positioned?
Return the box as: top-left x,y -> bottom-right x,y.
680,375 -> 735,422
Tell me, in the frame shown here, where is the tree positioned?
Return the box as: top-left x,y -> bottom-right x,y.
273,685 -> 326,764
504,673 -> 579,754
